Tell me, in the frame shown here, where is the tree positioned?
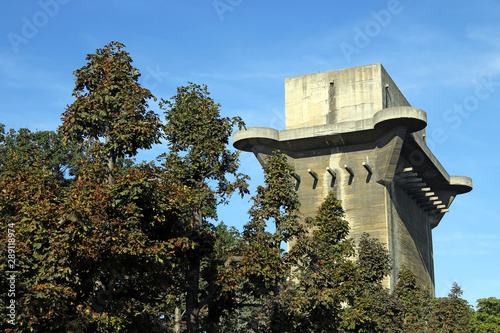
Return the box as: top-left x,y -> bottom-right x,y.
340,234 -> 403,333
244,151 -> 302,251
199,223 -> 246,332
235,157 -> 400,332
0,139 -> 198,331
241,151 -> 301,298
59,41 -> 161,184
1,42 -> 198,332
160,82 -> 249,331
394,268 -> 434,332
393,269 -> 475,333
224,151 -> 303,332
0,148 -> 69,331
0,124 -> 81,183
430,283 -> 472,332
470,297 -> 500,333
284,191 -> 356,332
355,233 -> 392,285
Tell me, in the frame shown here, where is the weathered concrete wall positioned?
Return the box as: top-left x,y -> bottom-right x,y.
284,143 -> 391,289
283,144 -> 436,291
285,71 -> 334,129
333,64 -> 384,124
387,163 -> 435,290
285,63 -> 411,129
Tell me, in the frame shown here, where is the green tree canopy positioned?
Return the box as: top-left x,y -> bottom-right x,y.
0,124 -> 80,183
470,297 -> 500,332
430,283 -> 472,332
339,233 -> 402,333
285,191 -> 356,332
59,41 -> 161,183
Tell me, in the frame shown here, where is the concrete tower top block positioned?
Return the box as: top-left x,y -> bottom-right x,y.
285,63 -> 410,129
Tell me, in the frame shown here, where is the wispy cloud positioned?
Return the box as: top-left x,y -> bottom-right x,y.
466,25 -> 500,47
434,231 -> 500,256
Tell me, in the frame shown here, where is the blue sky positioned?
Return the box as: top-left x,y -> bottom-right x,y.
1,0 -> 499,306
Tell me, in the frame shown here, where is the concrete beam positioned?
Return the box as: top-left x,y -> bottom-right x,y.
344,165 -> 354,176
402,182 -> 427,190
398,177 -> 424,185
362,162 -> 373,174
408,187 -> 432,194
326,167 -> 336,178
308,169 -> 318,180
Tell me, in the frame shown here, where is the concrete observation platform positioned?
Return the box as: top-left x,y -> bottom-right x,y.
233,63 -> 472,291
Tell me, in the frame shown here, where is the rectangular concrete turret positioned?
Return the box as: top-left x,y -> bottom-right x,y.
285,63 -> 410,128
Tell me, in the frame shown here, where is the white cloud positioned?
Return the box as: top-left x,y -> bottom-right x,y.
466,25 -> 500,47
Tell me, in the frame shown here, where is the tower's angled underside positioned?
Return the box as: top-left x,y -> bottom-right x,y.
233,63 -> 472,292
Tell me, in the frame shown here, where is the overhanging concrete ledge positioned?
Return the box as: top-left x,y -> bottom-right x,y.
450,175 -> 473,194
233,113 -> 470,196
374,106 -> 427,133
407,132 -> 472,193
233,127 -> 279,151
234,107 -> 428,153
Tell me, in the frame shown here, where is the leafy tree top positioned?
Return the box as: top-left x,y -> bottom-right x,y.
59,41 -> 161,162
356,232 -> 391,285
160,82 -> 248,202
245,151 -> 301,249
476,297 -> 500,315
471,297 -> 500,333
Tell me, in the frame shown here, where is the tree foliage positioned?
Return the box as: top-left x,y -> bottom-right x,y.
160,82 -> 248,202
219,151 -> 303,332
430,283 -> 472,332
285,191 -> 356,332
244,151 -> 302,249
0,142 -> 195,331
241,151 -> 301,295
339,233 -> 403,333
470,297 -> 500,332
395,269 -> 475,333
0,124 -> 80,183
59,41 -> 161,183
395,268 -> 434,332
2,43 -> 249,333
159,82 -> 249,332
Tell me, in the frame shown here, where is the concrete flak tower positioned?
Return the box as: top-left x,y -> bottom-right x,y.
233,63 -> 472,292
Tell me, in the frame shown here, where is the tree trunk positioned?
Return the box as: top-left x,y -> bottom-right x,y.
174,305 -> 182,333
105,132 -> 116,185
186,208 -> 203,331
206,287 -> 221,333
107,155 -> 115,185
